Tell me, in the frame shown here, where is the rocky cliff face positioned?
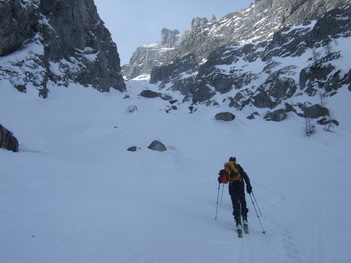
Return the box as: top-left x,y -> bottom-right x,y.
123,0 -> 350,80
150,4 -> 351,121
122,28 -> 180,79
0,0 -> 125,96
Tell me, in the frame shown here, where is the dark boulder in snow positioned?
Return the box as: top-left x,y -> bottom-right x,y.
127,146 -> 138,152
0,125 -> 19,152
148,140 -> 167,151
264,109 -> 287,122
215,112 -> 236,121
139,90 -> 173,101
303,104 -> 329,118
140,90 -> 160,98
247,112 -> 261,120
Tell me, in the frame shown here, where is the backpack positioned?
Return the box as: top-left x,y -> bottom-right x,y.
225,161 -> 242,182
218,169 -> 229,184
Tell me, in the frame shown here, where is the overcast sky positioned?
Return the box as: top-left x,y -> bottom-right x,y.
95,0 -> 253,65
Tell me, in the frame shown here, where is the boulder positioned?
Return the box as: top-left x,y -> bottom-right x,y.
247,112 -> 261,120
215,112 -> 236,121
127,146 -> 138,152
148,140 -> 167,151
264,109 -> 287,122
140,90 -> 160,98
0,125 -> 19,152
303,104 -> 329,118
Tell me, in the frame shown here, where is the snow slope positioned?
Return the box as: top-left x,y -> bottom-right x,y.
0,79 -> 350,263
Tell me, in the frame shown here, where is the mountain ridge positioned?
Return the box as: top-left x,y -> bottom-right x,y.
150,5 -> 351,124
122,2 -> 351,130
123,0 -> 350,80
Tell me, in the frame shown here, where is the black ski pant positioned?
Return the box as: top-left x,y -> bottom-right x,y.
229,181 -> 248,221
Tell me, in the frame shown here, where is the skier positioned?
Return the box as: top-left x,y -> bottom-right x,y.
224,157 -> 252,232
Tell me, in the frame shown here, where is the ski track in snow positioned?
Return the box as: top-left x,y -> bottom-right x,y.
0,80 -> 351,263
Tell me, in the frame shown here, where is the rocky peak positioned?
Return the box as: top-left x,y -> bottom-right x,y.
190,17 -> 209,31
122,27 -> 180,79
0,0 -> 125,96
160,28 -> 180,48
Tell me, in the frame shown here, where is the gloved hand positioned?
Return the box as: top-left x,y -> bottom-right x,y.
217,177 -> 222,184
246,185 -> 252,194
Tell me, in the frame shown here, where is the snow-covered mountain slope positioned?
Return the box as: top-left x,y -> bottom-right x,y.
149,4 -> 351,126
123,0 -> 350,79
1,78 -> 350,263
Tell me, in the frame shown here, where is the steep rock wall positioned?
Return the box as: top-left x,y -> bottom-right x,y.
0,0 -> 125,95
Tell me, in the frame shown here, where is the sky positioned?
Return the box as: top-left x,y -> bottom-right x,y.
95,0 -> 254,65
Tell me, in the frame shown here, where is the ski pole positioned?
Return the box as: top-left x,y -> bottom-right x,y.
249,193 -> 266,234
220,184 -> 225,205
215,183 -> 221,220
252,190 -> 263,216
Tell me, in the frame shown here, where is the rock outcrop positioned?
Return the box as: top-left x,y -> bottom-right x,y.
0,0 -> 125,95
122,28 -> 180,79
0,125 -> 19,152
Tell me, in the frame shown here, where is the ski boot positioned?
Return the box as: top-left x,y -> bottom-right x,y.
235,216 -> 243,238
242,214 -> 249,234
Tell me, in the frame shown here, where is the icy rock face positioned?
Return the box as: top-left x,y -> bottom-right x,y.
0,0 -> 125,95
0,125 -> 19,152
